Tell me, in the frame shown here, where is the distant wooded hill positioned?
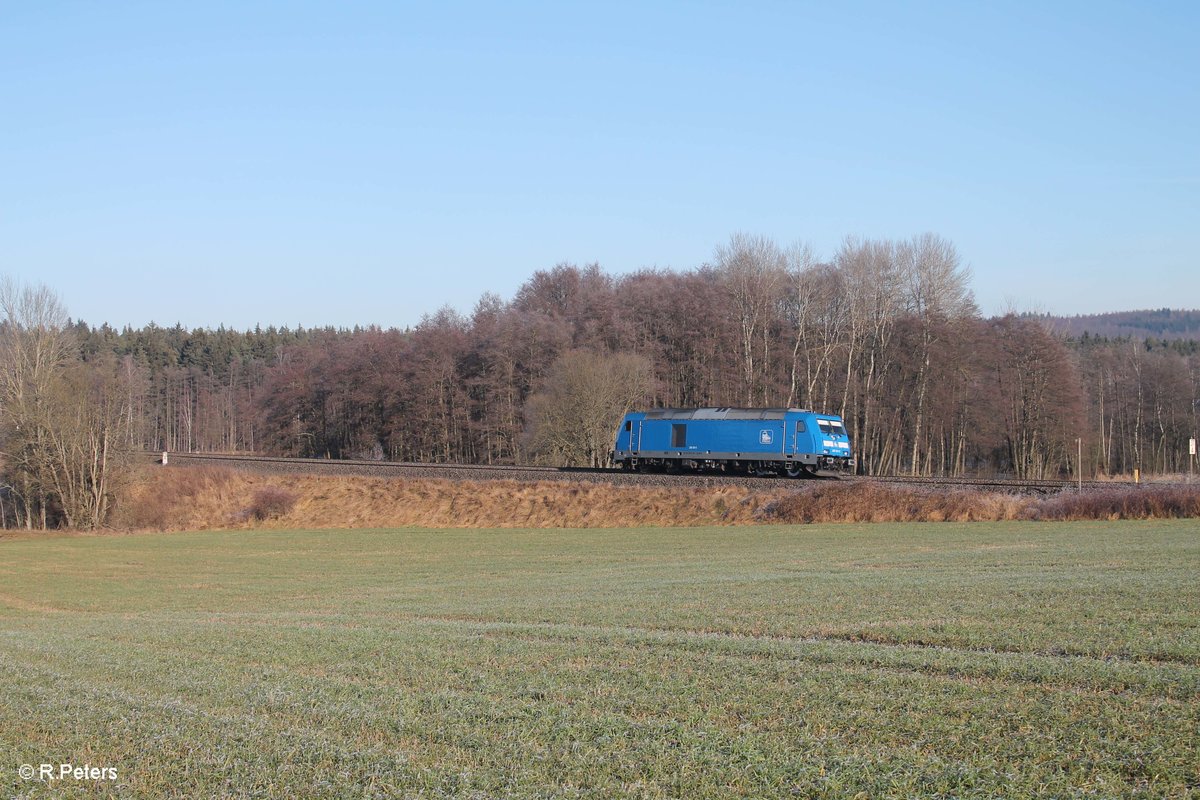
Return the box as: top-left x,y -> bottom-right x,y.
1039,309 -> 1200,341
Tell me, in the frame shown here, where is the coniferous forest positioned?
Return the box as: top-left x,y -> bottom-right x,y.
4,233 -> 1199,528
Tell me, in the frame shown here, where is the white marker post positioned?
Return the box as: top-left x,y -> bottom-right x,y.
1190,438 -> 1196,483
1076,437 -> 1082,493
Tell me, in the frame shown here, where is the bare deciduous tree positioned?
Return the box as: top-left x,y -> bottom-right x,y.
714,233 -> 788,405
898,233 -> 978,474
784,244 -> 845,410
835,237 -> 903,473
525,350 -> 656,467
42,359 -> 135,529
0,277 -> 76,527
990,316 -> 1084,479
0,278 -> 133,529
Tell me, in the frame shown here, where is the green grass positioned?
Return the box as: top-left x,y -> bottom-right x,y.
1,521 -> 1197,798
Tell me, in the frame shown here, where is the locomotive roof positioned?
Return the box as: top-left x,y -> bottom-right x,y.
640,407 -> 814,420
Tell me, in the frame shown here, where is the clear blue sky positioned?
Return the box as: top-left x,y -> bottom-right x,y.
2,1 -> 1197,330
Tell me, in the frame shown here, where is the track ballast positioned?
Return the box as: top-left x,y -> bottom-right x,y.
152,452 -> 1153,494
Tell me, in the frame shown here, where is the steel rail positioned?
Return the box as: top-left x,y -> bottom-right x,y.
148,452 -> 1168,494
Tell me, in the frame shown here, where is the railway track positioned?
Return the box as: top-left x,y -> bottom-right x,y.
151,451 -> 1154,494
152,451 -> 789,489
863,474 -> 1121,494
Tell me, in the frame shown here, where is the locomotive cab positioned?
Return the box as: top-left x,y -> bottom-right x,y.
804,416 -> 854,474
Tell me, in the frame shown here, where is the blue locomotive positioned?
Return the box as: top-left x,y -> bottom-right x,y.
612,407 -> 854,476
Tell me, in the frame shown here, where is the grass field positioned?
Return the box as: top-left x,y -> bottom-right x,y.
1,521 -> 1197,798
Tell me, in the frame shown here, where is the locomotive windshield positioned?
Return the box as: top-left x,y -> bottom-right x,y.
818,419 -> 847,437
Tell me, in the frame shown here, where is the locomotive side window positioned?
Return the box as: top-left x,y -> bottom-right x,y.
795,421 -> 807,433
625,421 -> 632,432
672,423 -> 687,447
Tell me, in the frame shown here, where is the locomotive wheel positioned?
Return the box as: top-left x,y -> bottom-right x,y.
785,463 -> 804,478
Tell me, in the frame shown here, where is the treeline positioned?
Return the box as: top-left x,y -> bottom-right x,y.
3,234 -> 1198,527
71,233 -> 1200,479
1046,308 -> 1200,341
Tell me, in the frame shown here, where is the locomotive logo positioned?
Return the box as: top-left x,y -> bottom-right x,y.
759,430 -> 774,445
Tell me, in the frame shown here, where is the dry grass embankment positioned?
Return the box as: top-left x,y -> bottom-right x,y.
110,465 -> 1200,532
